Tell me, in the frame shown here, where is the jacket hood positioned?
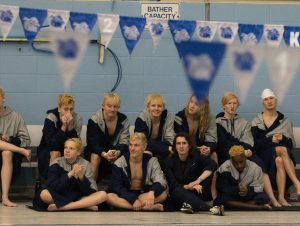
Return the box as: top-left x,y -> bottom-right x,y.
1,106 -> 13,117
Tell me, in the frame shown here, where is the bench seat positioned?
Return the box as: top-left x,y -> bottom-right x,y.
23,125 -> 300,168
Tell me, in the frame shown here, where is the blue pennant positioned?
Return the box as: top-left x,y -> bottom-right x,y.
119,16 -> 146,55
168,20 -> 196,57
69,12 -> 97,34
176,41 -> 226,102
19,7 -> 47,42
238,24 -> 263,45
283,26 -> 300,47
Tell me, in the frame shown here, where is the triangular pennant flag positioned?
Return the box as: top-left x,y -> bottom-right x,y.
119,16 -> 146,55
266,47 -> 300,103
228,44 -> 264,103
97,14 -> 119,48
47,9 -> 69,31
69,12 -> 97,34
168,19 -> 196,43
176,41 -> 226,102
217,22 -> 238,44
168,19 -> 196,57
264,24 -> 284,47
147,18 -> 168,49
50,31 -> 89,90
0,5 -> 19,40
195,21 -> 218,42
283,26 -> 300,47
19,7 -> 47,42
238,24 -> 264,45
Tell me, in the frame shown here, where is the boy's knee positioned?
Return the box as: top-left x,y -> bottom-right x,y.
91,153 -> 101,163
275,156 -> 283,166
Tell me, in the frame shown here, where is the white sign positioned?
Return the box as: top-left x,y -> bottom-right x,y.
141,3 -> 179,20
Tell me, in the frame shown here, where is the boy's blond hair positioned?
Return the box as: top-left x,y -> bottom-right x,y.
145,93 -> 165,108
58,94 -> 75,107
130,132 -> 147,149
103,92 -> 121,106
229,145 -> 245,157
0,87 -> 5,99
221,92 -> 240,108
65,138 -> 83,154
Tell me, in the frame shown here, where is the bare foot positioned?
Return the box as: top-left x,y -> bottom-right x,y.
262,204 -> 272,210
270,199 -> 282,207
20,148 -> 31,161
85,205 -> 98,211
47,203 -> 58,211
142,203 -> 164,212
278,197 -> 291,207
2,198 -> 17,207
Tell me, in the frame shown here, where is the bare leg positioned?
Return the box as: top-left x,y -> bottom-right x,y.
263,173 -> 281,207
276,147 -> 300,194
90,153 -> 100,181
49,151 -> 61,164
0,140 -> 31,161
225,200 -> 272,210
154,190 -> 168,203
1,150 -> 17,207
211,172 -> 217,201
138,190 -> 167,212
106,193 -> 134,210
40,189 -> 54,204
141,203 -> 164,211
48,191 -> 107,211
275,157 -> 290,206
210,152 -> 218,164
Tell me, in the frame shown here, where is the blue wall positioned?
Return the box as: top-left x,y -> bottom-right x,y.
1,1 -> 300,127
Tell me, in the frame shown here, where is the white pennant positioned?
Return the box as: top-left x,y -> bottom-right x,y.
97,14 -> 119,48
264,24 -> 284,47
0,5 -> 19,40
195,21 -> 218,42
266,47 -> 299,103
50,31 -> 89,90
217,22 -> 238,44
228,44 -> 264,103
47,9 -> 69,31
147,18 -> 168,49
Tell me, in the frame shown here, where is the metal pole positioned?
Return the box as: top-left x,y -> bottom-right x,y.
205,0 -> 210,21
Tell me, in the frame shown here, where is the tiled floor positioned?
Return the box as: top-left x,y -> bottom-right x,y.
1,201 -> 300,225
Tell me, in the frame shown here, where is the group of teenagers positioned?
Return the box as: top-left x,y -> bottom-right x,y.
1,86 -> 300,215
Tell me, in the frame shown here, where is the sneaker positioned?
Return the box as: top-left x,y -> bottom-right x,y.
210,205 -> 224,216
180,202 -> 194,214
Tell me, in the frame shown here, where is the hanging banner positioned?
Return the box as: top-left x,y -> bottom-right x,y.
238,24 -> 264,45
119,16 -> 146,55
168,19 -> 196,57
264,24 -> 284,47
228,45 -> 264,103
19,7 -> 47,42
283,26 -> 300,47
195,21 -> 218,42
147,18 -> 168,49
266,47 -> 299,103
0,5 -> 19,40
97,14 -> 119,48
217,22 -> 238,44
69,12 -> 97,34
47,9 -> 69,31
50,31 -> 89,90
177,41 -> 226,102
